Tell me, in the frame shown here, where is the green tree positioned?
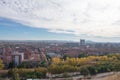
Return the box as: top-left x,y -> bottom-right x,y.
87,65 -> 97,75
63,54 -> 67,60
40,60 -> 47,67
80,65 -> 90,77
78,53 -> 87,58
8,61 -> 15,69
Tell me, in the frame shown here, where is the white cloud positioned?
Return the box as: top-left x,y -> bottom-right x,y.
0,0 -> 120,38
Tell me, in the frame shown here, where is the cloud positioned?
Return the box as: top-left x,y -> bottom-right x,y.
0,0 -> 120,38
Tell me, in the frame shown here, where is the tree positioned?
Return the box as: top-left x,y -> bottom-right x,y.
63,54 -> 67,60
87,65 -> 97,75
78,53 -> 87,58
52,57 -> 61,65
8,68 -> 20,80
80,65 -> 90,77
35,67 -> 48,78
0,59 -> 4,69
40,60 -> 47,67
48,64 -> 63,74
13,73 -> 20,80
8,61 -> 15,69
113,61 -> 120,71
18,62 -> 27,68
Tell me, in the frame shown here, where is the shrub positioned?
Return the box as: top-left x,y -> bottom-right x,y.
63,72 -> 70,78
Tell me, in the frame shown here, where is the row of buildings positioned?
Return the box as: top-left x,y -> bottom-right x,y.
0,47 -> 47,66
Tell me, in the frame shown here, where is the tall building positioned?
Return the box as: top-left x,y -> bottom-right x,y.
80,39 -> 85,45
12,52 -> 24,65
80,39 -> 86,48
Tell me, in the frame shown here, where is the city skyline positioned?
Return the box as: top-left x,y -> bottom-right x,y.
0,0 -> 120,42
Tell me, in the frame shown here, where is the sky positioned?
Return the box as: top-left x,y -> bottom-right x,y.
0,0 -> 120,42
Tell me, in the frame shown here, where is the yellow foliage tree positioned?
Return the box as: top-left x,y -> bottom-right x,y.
0,59 -> 4,69
52,57 -> 61,64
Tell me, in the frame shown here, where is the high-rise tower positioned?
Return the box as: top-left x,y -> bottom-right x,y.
80,39 -> 85,47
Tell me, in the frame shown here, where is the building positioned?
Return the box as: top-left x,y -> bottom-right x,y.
80,39 -> 86,47
12,52 -> 24,65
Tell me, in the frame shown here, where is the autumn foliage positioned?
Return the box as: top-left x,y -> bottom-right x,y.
7,53 -> 120,79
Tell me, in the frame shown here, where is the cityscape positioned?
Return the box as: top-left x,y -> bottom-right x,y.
0,0 -> 120,80
0,40 -> 120,80
0,40 -> 120,67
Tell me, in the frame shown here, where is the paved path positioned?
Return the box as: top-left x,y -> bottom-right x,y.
90,72 -> 115,80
